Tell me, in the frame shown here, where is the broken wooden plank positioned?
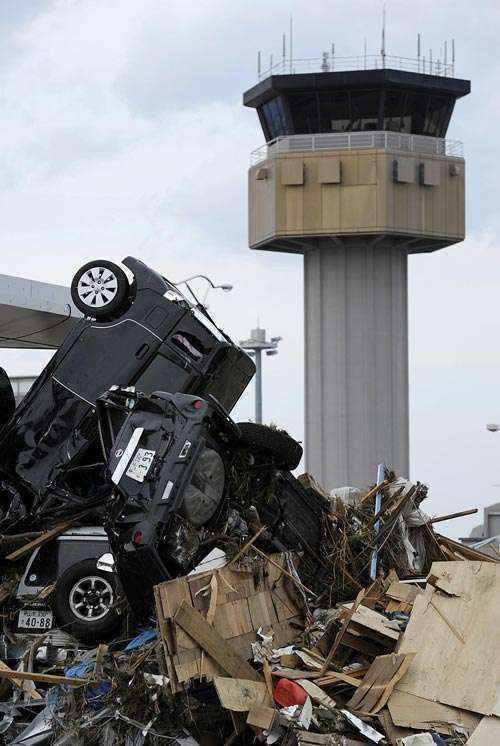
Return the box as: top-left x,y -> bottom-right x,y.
315,670 -> 363,688
0,660 -> 42,699
346,653 -> 415,715
214,677 -> 270,711
227,526 -> 267,567
249,545 -> 316,597
319,588 -> 365,674
377,709 -> 416,743
359,480 -> 391,505
5,520 -> 77,561
387,690 -> 481,736
0,668 -> 89,687
262,659 -> 274,701
465,713 -> 500,744
174,601 -> 261,681
385,581 -> 419,604
296,731 -> 365,745
429,508 -> 478,524
296,679 -> 336,709
341,602 -> 400,644
246,705 -> 276,730
436,534 -> 498,563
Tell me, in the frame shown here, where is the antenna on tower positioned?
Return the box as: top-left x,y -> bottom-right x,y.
429,48 -> 433,74
270,53 -> 273,72
381,2 -> 386,68
331,42 -> 335,71
282,33 -> 286,62
417,33 -> 421,72
257,51 -> 261,78
444,40 -> 448,75
452,38 -> 455,75
289,14 -> 293,73
364,37 -> 367,69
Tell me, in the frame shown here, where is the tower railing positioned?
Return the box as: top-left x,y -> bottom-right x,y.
250,132 -> 464,165
258,54 -> 455,80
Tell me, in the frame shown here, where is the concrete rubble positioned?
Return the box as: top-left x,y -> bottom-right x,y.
0,258 -> 496,744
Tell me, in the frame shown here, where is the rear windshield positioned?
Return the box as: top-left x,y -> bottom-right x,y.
24,539 -> 109,587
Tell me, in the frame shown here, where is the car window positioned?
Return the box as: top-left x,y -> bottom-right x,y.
24,539 -> 109,587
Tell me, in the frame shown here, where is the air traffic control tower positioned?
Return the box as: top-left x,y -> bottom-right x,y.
244,54 -> 470,488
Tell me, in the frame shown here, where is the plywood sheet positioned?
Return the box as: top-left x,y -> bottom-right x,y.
397,561 -> 500,717
465,714 -> 500,744
342,602 -> 400,643
387,690 -> 481,736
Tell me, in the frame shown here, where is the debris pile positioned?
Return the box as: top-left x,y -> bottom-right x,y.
0,471 -> 496,745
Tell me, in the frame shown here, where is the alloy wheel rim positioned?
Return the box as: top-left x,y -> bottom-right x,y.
69,576 -> 114,621
77,267 -> 118,308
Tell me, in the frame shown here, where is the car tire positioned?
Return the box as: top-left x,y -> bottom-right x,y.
71,260 -> 130,320
54,559 -> 122,642
236,422 -> 303,470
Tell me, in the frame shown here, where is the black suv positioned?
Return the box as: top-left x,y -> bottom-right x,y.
0,258 -> 254,530
97,387 -> 324,616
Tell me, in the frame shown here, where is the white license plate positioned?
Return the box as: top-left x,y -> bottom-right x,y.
126,448 -> 155,482
18,609 -> 53,630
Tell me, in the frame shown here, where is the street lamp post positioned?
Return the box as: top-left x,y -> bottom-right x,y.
239,326 -> 282,423
173,274 -> 233,307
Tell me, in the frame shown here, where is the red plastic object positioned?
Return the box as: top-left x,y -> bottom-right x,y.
274,678 -> 307,707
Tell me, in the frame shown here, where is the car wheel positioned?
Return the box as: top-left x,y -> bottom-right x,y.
71,260 -> 130,320
236,422 -> 303,470
54,559 -> 122,642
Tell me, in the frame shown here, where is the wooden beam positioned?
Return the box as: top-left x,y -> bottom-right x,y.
174,601 -> 261,682
5,520 -> 77,561
0,660 -> 42,698
227,526 -> 267,567
359,480 -> 390,505
429,508 -> 478,525
0,668 -> 89,686
318,588 -> 365,675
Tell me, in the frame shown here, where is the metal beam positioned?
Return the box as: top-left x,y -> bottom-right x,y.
0,274 -> 80,349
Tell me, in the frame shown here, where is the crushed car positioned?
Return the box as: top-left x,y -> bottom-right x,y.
0,257 -> 255,530
96,386 -> 323,615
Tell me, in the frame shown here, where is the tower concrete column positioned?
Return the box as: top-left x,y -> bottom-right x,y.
304,243 -> 409,488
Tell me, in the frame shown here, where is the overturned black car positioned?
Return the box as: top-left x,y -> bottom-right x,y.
0,257 -> 255,529
96,386 -> 324,615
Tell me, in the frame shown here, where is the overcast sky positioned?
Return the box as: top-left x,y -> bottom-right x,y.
2,0 -> 500,539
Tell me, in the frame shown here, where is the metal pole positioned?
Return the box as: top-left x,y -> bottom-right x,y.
254,348 -> 262,423
369,463 -> 386,580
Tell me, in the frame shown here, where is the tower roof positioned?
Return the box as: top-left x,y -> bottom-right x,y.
244,68 -> 470,109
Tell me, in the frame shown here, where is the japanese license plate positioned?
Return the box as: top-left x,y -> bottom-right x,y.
126,448 -> 155,482
18,609 -> 53,630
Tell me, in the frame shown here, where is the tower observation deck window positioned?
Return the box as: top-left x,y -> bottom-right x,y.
259,88 -> 455,139
261,97 -> 288,138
